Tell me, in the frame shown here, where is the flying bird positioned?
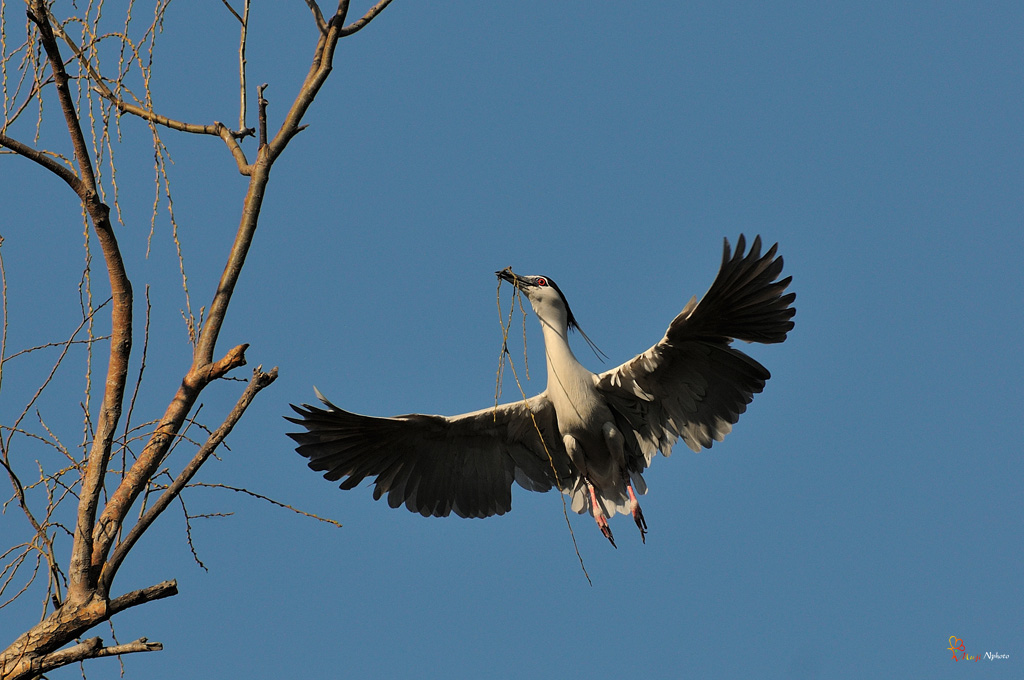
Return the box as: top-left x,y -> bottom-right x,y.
287,235 -> 795,546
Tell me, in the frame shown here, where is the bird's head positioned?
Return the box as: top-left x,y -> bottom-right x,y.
496,269 -> 570,326
496,268 -> 607,360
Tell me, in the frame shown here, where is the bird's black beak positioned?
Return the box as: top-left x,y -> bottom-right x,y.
496,267 -> 522,287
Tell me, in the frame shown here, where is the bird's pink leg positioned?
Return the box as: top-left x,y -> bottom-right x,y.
628,483 -> 647,543
588,482 -> 616,548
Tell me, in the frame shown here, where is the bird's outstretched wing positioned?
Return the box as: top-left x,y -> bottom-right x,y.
596,235 -> 796,469
286,391 -> 571,518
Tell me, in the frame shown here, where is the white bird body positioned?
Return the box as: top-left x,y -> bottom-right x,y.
529,287 -> 628,520
288,235 -> 795,546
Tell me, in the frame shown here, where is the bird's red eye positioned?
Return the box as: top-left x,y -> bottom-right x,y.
536,277 -> 547,286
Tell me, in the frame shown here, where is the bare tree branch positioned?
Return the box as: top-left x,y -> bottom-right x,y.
220,0 -> 243,24
91,344 -> 249,570
102,367 -> 277,589
35,636 -> 162,674
25,0 -> 135,603
2,1 -> 399,675
192,482 -> 342,527
339,0 -> 394,36
93,637 -> 163,658
107,579 -> 179,614
257,83 -> 269,149
266,2 -> 391,162
215,121 -> 254,174
0,581 -> 176,679
101,94 -> 253,140
45,14 -> 255,143
237,0 -> 251,132
336,0 -> 351,27
0,131 -> 81,190
27,4 -> 97,192
306,0 -> 328,34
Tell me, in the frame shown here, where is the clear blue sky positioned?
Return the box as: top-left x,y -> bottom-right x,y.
2,2 -> 1021,678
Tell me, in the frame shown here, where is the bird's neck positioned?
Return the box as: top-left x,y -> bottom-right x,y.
539,318 -> 593,400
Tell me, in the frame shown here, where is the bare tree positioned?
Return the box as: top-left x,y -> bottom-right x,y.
0,1 -> 392,677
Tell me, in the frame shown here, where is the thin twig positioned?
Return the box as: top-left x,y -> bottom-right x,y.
46,14 -> 252,141
178,495 -> 207,571
236,0 -> 250,132
220,0 -> 243,24
0,336 -> 111,365
191,482 -> 342,527
496,277 -> 592,585
0,237 -> 6,397
0,547 -> 39,609
6,298 -> 112,456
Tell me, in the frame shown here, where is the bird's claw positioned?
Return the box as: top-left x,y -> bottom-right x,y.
628,483 -> 647,543
632,505 -> 647,543
596,514 -> 617,548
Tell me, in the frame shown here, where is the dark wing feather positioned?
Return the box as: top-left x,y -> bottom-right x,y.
597,234 -> 795,467
286,391 -> 570,519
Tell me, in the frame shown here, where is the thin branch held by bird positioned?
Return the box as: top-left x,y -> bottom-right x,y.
495,272 -> 592,585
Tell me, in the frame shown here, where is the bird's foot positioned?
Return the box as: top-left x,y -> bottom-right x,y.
628,484 -> 647,543
588,481 -> 617,548
596,513 -> 617,548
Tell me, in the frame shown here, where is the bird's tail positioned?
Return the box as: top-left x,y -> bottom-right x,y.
564,475 -> 632,518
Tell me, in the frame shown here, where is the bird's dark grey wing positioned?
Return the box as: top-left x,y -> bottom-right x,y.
597,235 -> 795,466
286,392 -> 571,518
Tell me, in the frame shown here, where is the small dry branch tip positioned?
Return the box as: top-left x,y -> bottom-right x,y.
494,275 -> 591,584
257,83 -> 269,148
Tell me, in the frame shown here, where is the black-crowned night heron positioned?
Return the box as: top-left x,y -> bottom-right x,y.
287,235 -> 795,546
